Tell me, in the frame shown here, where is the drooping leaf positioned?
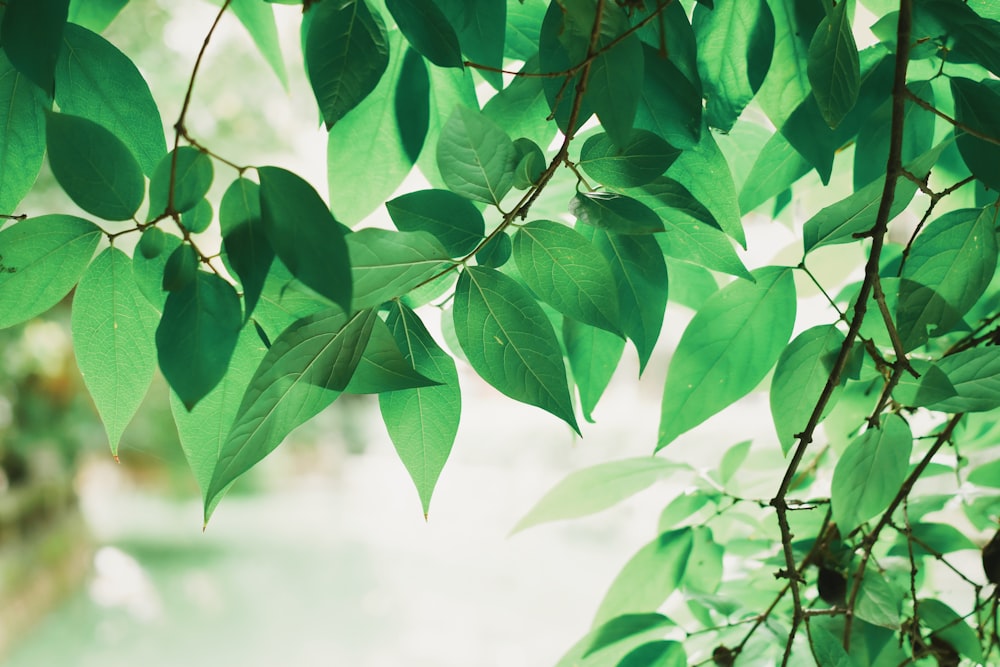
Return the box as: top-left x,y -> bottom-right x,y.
588,12 -> 644,149
920,0 -> 1000,78
635,43 -> 701,149
156,271 -> 242,410
0,214 -> 101,329
220,177 -> 273,320
386,0 -> 463,68
570,192 -> 664,235
45,110 -> 144,221
415,50 -> 478,188
345,316 -> 438,393
807,0 -> 860,129
71,247 -> 158,455
579,130 -> 680,188
395,46 -> 430,164
930,347 -> 1000,413
0,0 -> 68,97
346,227 -> 452,311
658,267 -> 796,450
453,266 -> 579,433
206,307 -> 378,519
385,188 -> 485,257
0,50 -> 48,215
831,414 -> 912,534
148,146 -> 213,218
55,23 -> 166,175
305,0 -> 389,129
257,166 -> 352,313
436,105 -> 517,205
379,302 -> 461,517
229,0 -> 288,89
563,318 -> 624,422
138,226 -> 166,260
537,0 -> 593,137
951,77 -> 1000,191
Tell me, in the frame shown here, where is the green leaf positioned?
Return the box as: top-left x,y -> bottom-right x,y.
327,33 -> 427,224
139,226 -> 166,260
920,0 -> 1000,77
162,243 -> 198,292
663,260 -> 718,311
156,272 -> 242,411
0,214 -> 100,328
756,0 -> 821,129
346,228 -> 452,311
579,131 -> 680,188
258,166 -> 352,313
206,307 -> 377,519
252,257 -> 330,340
0,50 -> 48,214
693,0 -> 773,131
810,624 -> 859,667
386,188 -> 484,257
379,302 -> 461,517
658,267 -> 796,450
475,231 -> 512,268
951,77 -> 1000,191
854,568 -> 901,629
133,231 -> 181,311
45,110 -> 144,221
594,527 -> 694,625
853,80 -> 935,189
588,19 -> 643,149
563,318 -> 624,422
831,414 -> 913,534
969,459 -> 1000,488
482,57 -> 556,151
570,192 -> 664,235
616,641 -> 686,667
770,325 -> 847,454
896,207 -> 998,349
1,0 -> 68,97
305,0 -> 389,129
148,146 -> 213,218
436,105 -> 517,205
435,0 -> 505,86
181,199 -> 212,234
807,0 -> 860,129
55,23 -> 166,175
554,613 -> 675,667
220,177 -> 273,321
386,0 -> 463,68
887,523 -> 977,557
71,247 -> 158,456
930,347 -> 1000,412
918,598 -> 984,663
171,323 -> 266,519
229,0 -> 288,89
635,43 -> 701,149
345,316 -> 438,393
738,131 -> 811,214
512,220 -> 621,335
892,359 -> 955,408
513,457 -> 684,534
453,266 -> 579,433
512,137 -> 546,189
537,1 -> 592,137
66,0 -> 128,33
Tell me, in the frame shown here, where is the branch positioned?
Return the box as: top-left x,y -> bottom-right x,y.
905,89 -> 1000,147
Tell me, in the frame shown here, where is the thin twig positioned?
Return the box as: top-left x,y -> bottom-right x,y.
906,89 -> 1000,148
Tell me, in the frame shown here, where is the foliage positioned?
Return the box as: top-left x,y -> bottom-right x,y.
2,0 -> 1000,664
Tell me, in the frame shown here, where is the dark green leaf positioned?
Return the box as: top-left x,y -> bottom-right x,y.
579,131 -> 680,188
570,192 -> 664,235
919,598 -> 984,663
951,77 -> 1000,191
229,0 -> 287,89
807,0 -> 860,129
853,81 -> 935,189
537,1 -> 592,137
220,178 -> 273,321
658,267 -> 796,450
345,316 -> 438,393
453,266 -> 579,433
305,0 -> 389,129
616,641 -> 686,667
139,226 -> 166,260
161,243 -> 198,293
512,137 -> 545,189
0,50 -> 48,214
386,0 -> 463,68
181,199 -> 212,234
930,347 -> 1000,412
148,146 -> 213,218
588,19 -> 643,149
435,0 -> 505,86
258,166 -> 352,313
396,46 -> 430,164
635,43 -> 701,149
920,0 -> 1000,77
436,105 -> 517,205
346,227 -> 452,311
45,110 -> 144,221
1,0 -> 68,96
386,188 -> 485,256
0,214 -> 101,328
563,318 -> 624,422
475,231 -> 511,268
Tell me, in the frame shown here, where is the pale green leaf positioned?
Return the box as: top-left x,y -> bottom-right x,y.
385,188 -> 484,257
346,227 -> 452,311
148,146 -> 213,218
930,347 -> 1000,413
563,318 -> 624,422
436,105 -> 516,205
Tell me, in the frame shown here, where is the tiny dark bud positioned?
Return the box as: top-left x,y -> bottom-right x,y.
712,645 -> 735,667
817,566 -> 847,606
983,529 -> 1000,585
929,636 -> 960,667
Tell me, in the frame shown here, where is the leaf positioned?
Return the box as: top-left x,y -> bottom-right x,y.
0,0 -> 68,97
513,458 -> 684,534
436,105 -> 516,205
896,207 -> 998,350
807,0 -> 860,129
831,414 -> 913,534
385,188 -> 484,257
71,248 -> 158,455
133,231 -> 181,311
45,111 -> 144,221
563,318 -> 624,422
220,177 -> 273,320
920,0 -> 1000,77
579,131 -> 680,188
379,302 -> 461,517
588,20 -> 644,149
512,220 -> 621,335
616,641 -> 686,667
853,80 -> 935,189
537,1 -> 592,137
918,598 -> 984,663
887,523 -> 977,557
755,0 -> 821,129
257,166 -> 352,313
66,0 -> 128,33
148,146 -> 213,218
482,57 -> 556,151
951,77 -> 1000,191
453,266 -> 579,433
635,43 -> 701,149
55,23 -> 166,175
162,243 -> 198,292
663,260 -> 718,311
206,308 -> 377,519
229,0 -> 287,89
345,316 -> 438,393
346,227 -> 452,311
770,325 -> 847,454
156,272 -> 242,410
594,527 -> 694,625
385,0 -> 463,68
0,50 -> 48,214
658,267 -> 796,450
0,214 -> 101,328
395,46 -> 430,164
305,0 -> 389,129
570,192 -> 664,235
139,226 -> 166,260
435,0 -> 505,86
969,459 -> 1000,488
892,360 -> 955,408
738,131 -> 811,214
930,347 -> 1000,412
181,199 -> 213,234
810,624 -> 859,667
854,568 -> 901,629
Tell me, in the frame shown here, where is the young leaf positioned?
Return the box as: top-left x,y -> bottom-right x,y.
593,527 -> 694,625
579,131 -> 680,188
378,302 -> 461,517
0,215 -> 101,329
156,271 -> 242,410
436,105 -> 517,205
305,0 -> 389,128
563,318 -> 624,422
344,316 -> 438,393
148,146 -> 213,218
257,166 -> 352,313
512,457 -> 685,534
0,50 -> 48,215
345,227 -> 452,311
512,220 -> 621,335
453,266 -> 579,434
55,23 -> 166,175
139,227 -> 166,260
570,193 -> 664,235
229,0 -> 288,89
831,414 -> 912,534
385,188 -> 485,257
807,0 -> 860,129
206,307 -> 378,519
929,347 -> 1000,413
658,267 -> 796,450
45,111 -> 144,221
951,77 -> 1000,191
0,0 -> 68,97
385,0 -> 463,68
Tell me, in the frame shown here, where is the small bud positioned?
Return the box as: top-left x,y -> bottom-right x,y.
983,529 -> 1000,585
817,566 -> 847,606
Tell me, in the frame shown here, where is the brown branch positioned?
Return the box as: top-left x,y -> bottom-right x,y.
906,89 -> 1000,147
